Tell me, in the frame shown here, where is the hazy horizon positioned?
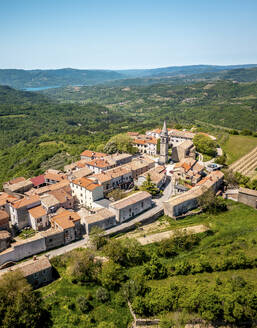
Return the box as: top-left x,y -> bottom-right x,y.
1,63 -> 257,71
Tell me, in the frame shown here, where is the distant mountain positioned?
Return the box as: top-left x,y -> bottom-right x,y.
0,68 -> 125,89
117,64 -> 257,78
1,65 -> 257,89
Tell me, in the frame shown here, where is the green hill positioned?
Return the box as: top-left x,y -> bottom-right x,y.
0,68 -> 125,89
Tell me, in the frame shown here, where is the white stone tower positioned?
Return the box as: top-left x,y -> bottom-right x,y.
159,121 -> 169,164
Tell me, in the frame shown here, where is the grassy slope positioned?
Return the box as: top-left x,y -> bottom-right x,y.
40,266 -> 132,328
221,134 -> 257,165
40,201 -> 257,327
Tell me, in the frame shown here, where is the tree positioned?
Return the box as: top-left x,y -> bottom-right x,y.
193,134 -> 217,157
68,250 -> 100,283
103,238 -> 146,266
0,271 -> 52,328
104,134 -> 137,154
107,188 -> 125,201
140,174 -> 160,196
198,188 -> 227,214
215,152 -> 227,165
99,260 -> 126,290
90,226 -> 107,250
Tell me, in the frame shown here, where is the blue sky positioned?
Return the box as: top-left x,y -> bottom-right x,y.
1,0 -> 257,69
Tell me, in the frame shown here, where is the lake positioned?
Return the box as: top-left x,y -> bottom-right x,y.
24,85 -> 60,91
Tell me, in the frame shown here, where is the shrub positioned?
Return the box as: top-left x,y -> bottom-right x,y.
96,287 -> 110,303
68,250 -> 101,283
76,296 -> 92,313
143,254 -> 167,280
99,260 -> 126,290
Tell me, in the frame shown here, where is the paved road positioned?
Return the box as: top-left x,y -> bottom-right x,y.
105,179 -> 172,237
46,235 -> 89,259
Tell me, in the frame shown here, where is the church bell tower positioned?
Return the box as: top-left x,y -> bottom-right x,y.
159,121 -> 169,164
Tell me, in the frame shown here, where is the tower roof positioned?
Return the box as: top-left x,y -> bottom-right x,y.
162,121 -> 168,134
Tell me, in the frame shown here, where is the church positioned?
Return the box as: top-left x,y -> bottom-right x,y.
159,121 -> 169,164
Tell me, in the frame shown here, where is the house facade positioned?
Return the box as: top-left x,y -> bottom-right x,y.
70,177 -> 104,208
109,191 -> 152,223
8,196 -> 41,230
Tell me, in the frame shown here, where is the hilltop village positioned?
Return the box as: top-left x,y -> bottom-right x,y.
0,121 -> 249,272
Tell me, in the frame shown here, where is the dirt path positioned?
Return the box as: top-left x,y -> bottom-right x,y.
136,224 -> 209,245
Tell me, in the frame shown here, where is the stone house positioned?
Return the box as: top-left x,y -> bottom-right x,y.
8,195 -> 41,230
137,165 -> 166,189
44,170 -> 67,185
0,231 -> 11,252
109,191 -> 152,223
28,205 -> 48,231
80,150 -> 107,161
0,256 -> 53,289
105,153 -> 133,166
0,192 -> 20,214
123,157 -> 155,180
51,209 -> 82,244
163,171 -> 224,218
40,193 -> 61,214
3,178 -> 33,194
50,189 -> 74,210
40,229 -> 65,250
168,129 -> 195,146
171,140 -> 196,163
85,158 -> 116,174
84,208 -> 116,234
92,166 -> 133,195
133,137 -> 158,156
0,210 -> 9,231
68,167 -> 93,180
238,188 -> 257,209
70,177 -> 104,208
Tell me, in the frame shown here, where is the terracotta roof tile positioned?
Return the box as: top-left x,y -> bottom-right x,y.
11,195 -> 40,209
72,177 -> 101,191
52,210 -> 80,230
28,205 -> 47,219
81,150 -> 107,158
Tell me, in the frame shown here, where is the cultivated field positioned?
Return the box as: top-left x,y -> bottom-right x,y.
230,145 -> 257,178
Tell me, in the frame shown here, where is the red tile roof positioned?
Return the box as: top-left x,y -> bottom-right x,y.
11,195 -> 40,209
52,210 -> 80,230
72,177 -> 101,191
80,150 -> 106,158
28,205 -> 47,219
30,175 -> 45,187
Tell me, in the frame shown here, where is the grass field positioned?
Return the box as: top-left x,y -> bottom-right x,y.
39,201 -> 257,327
221,134 -> 257,165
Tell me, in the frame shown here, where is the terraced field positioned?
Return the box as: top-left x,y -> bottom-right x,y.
230,145 -> 257,177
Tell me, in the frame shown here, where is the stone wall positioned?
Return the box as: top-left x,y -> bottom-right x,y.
105,207 -> 164,237
238,191 -> 257,209
0,235 -> 46,266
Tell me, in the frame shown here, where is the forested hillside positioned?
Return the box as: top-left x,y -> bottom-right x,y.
42,81 -> 257,131
0,81 -> 257,186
